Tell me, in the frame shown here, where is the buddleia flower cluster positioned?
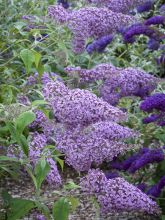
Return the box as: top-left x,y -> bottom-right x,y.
48,5 -> 136,53
86,0 -> 147,14
140,93 -> 165,126
43,80 -> 138,171
136,1 -> 154,13
111,147 -> 164,173
147,176 -> 165,198
80,169 -> 160,215
65,64 -> 158,105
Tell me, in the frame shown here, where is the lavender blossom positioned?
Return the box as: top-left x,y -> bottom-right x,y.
136,1 -> 153,13
128,148 -> 164,173
48,6 -> 136,53
56,121 -> 137,171
100,67 -> 157,105
80,169 -> 160,215
17,95 -> 31,105
86,35 -> 114,54
29,110 -> 48,130
65,63 -> 120,83
145,15 -> 165,26
87,0 -> 147,14
43,80 -> 127,127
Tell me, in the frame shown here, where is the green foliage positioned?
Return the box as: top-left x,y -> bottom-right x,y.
53,198 -> 70,220
2,191 -> 36,220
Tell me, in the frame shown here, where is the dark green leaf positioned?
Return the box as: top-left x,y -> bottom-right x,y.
15,111 -> 36,134
20,49 -> 35,73
53,198 -> 70,220
34,159 -> 50,189
7,198 -> 36,220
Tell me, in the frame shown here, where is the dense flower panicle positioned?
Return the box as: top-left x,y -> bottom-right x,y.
80,169 -> 160,215
145,15 -> 165,26
140,93 -> 165,112
48,6 -> 136,53
43,80 -> 127,127
17,95 -> 31,105
48,5 -> 70,23
56,121 -> 137,171
66,65 -> 157,105
147,176 -> 165,197
46,158 -> 62,186
136,1 -> 154,13
29,110 -> 48,130
100,67 -> 157,105
128,148 -> 164,173
65,63 -> 120,83
86,35 -> 114,54
123,23 -> 159,43
87,0 -> 147,14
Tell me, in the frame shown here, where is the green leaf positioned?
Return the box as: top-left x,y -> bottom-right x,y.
35,201 -> 51,220
53,198 -> 70,220
55,157 -> 64,171
34,159 -> 50,190
37,62 -> 44,77
64,181 -> 80,190
162,215 -> 165,220
15,111 -> 36,134
33,50 -> 41,68
0,156 -> 19,162
20,49 -> 35,73
32,100 -> 48,107
2,190 -> 12,207
67,197 -> 79,211
7,198 -> 36,220
18,134 -> 29,156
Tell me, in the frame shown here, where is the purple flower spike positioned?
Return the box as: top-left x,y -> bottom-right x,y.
142,114 -> 161,124
140,93 -> 165,112
57,0 -> 69,9
147,176 -> 165,197
137,1 -> 153,13
123,23 -> 159,43
86,35 -> 114,54
145,15 -> 165,26
147,38 -> 160,50
80,169 -> 160,215
128,149 -> 164,173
